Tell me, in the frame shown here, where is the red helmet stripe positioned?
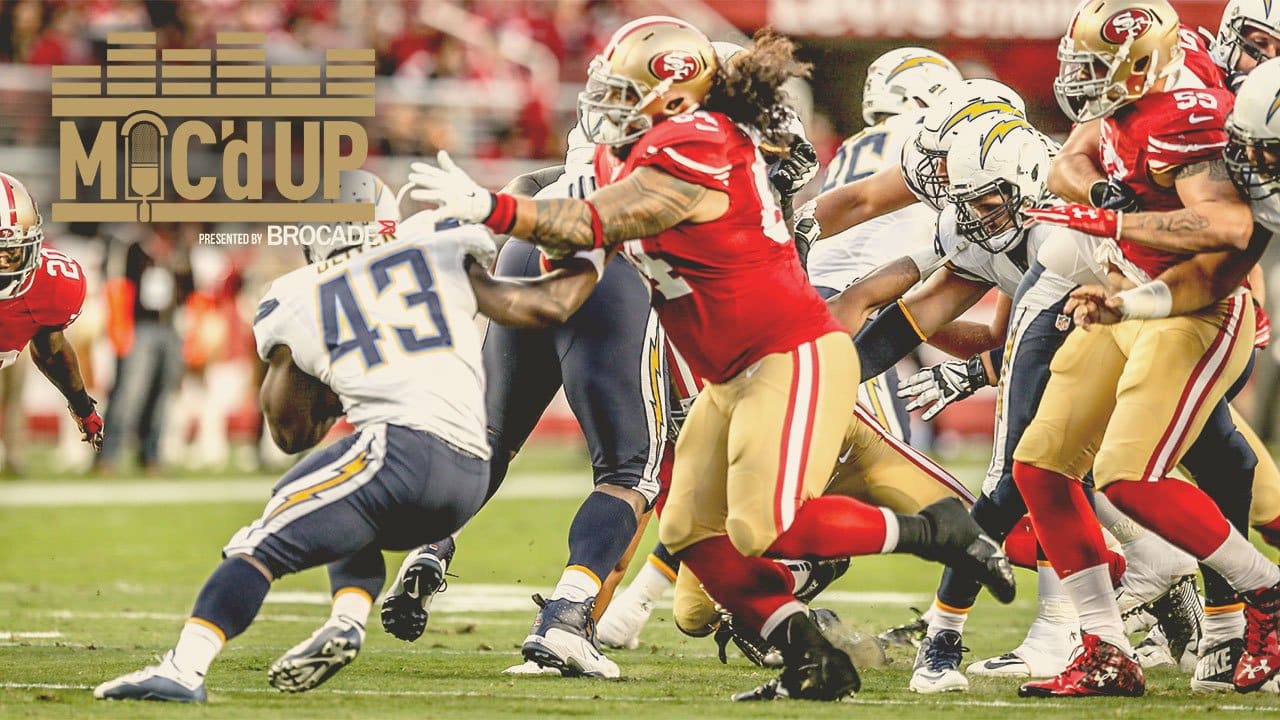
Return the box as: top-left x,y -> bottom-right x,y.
0,175 -> 16,227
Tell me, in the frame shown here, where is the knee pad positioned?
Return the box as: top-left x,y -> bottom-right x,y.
657,507 -> 694,555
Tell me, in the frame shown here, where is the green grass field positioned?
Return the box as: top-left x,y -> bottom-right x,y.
0,445 -> 1274,719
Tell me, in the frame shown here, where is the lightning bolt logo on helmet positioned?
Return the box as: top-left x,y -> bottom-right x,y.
1267,91 -> 1280,125
887,55 -> 949,82
979,117 -> 1033,165
1101,8 -> 1156,44
940,100 -> 1023,139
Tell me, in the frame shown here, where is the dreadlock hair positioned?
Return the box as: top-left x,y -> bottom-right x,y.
703,29 -> 811,150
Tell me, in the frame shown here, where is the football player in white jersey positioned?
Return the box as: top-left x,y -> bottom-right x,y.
94,171 -> 603,702
807,47 -> 961,442
1215,0 -> 1280,87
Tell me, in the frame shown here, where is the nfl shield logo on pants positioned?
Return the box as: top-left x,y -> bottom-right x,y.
1055,314 -> 1071,332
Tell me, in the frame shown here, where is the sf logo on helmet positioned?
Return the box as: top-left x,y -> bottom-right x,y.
1101,8 -> 1155,43
649,51 -> 702,82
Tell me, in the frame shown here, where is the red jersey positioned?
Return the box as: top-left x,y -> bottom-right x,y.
594,110 -> 843,383
1100,27 -> 1232,278
0,248 -> 87,369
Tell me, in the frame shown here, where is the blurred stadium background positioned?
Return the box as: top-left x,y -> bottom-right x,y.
1,0 -> 1275,478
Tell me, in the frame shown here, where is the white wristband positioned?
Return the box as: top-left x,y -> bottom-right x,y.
1115,280 -> 1173,320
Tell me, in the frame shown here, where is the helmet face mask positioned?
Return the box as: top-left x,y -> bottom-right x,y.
1052,0 -> 1183,123
0,172 -> 43,300
1225,119 -> 1280,200
952,180 -> 1027,253
576,16 -> 717,147
912,136 -> 950,208
1215,0 -> 1280,71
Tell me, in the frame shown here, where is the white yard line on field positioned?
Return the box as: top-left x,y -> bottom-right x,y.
0,682 -> 1270,711
0,473 -> 589,507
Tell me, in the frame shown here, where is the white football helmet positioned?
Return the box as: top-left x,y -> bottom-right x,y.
0,172 -> 43,299
946,113 -> 1051,254
1225,56 -> 1280,201
1214,0 -> 1280,71
908,79 -> 1027,208
306,169 -> 402,264
862,47 -> 962,125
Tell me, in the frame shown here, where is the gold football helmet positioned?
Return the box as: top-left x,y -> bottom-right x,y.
0,172 -> 43,299
1053,0 -> 1183,122
578,16 -> 718,146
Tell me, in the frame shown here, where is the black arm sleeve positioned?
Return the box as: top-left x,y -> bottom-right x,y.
987,346 -> 1005,378
853,302 -> 926,382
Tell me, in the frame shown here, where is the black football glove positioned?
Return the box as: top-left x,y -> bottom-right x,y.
1088,178 -> 1142,213
768,136 -> 819,200
792,200 -> 820,270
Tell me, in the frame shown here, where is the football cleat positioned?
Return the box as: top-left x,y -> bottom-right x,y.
267,620 -> 363,693
968,617 -> 1078,678
793,558 -> 852,603
1145,575 -> 1202,666
910,630 -> 969,693
1018,634 -> 1145,698
914,498 -> 1017,604
94,650 -> 207,703
1134,628 -> 1177,670
714,612 -> 782,667
877,607 -> 928,649
741,612 -> 860,702
381,538 -> 454,642
596,585 -> 656,650
1194,637 -> 1244,692
521,594 -> 620,678
1236,583 -> 1280,693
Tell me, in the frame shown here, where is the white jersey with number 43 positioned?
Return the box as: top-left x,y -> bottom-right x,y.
253,216 -> 490,459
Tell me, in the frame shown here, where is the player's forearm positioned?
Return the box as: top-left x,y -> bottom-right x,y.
509,168 -> 705,252
29,330 -> 93,415
927,320 -> 1003,359
826,257 -> 922,334
1121,202 -> 1253,253
1150,227 -> 1269,314
1048,120 -> 1104,203
813,167 -> 912,239
470,259 -> 598,328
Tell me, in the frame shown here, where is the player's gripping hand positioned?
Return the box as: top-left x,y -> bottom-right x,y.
768,136 -> 819,199
69,397 -> 104,452
408,151 -> 495,224
1089,178 -> 1142,213
897,356 -> 989,422
1024,203 -> 1121,240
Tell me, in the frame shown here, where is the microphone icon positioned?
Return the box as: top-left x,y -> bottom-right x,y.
121,112 -> 166,222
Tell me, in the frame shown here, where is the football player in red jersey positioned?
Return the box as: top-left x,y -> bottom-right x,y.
1008,0 -> 1280,698
0,172 -> 102,452
408,18 -> 1015,701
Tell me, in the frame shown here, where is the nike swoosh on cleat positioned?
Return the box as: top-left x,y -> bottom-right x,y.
983,658 -> 1025,669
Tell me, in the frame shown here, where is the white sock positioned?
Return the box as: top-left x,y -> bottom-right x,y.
331,588 -> 372,640
1202,606 -> 1246,645
171,619 -> 224,680
1037,564 -> 1078,623
1094,493 -> 1143,544
628,556 -> 676,602
551,566 -> 601,603
1202,530 -> 1280,592
1061,564 -> 1132,655
880,508 -> 900,553
925,598 -> 969,637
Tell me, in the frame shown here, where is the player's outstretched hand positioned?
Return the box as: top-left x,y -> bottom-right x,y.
408,151 -> 495,225
1023,203 -> 1121,240
897,356 -> 989,422
69,399 -> 104,452
1065,284 -> 1122,330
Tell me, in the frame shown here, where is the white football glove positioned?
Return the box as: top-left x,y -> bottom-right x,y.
897,356 -> 989,422
408,151 -> 494,224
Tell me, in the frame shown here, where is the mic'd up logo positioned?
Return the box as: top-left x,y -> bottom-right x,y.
52,31 -> 375,224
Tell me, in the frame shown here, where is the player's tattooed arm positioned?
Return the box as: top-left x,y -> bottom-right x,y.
28,328 -> 94,417
1119,159 -> 1253,253
511,167 -> 725,252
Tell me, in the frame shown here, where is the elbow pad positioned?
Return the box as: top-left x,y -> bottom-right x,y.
854,301 -> 927,381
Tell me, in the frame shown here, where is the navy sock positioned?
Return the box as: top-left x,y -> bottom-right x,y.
935,494 -> 1026,609
327,545 -> 386,600
652,541 -> 681,575
567,491 -> 638,583
191,556 -> 272,641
